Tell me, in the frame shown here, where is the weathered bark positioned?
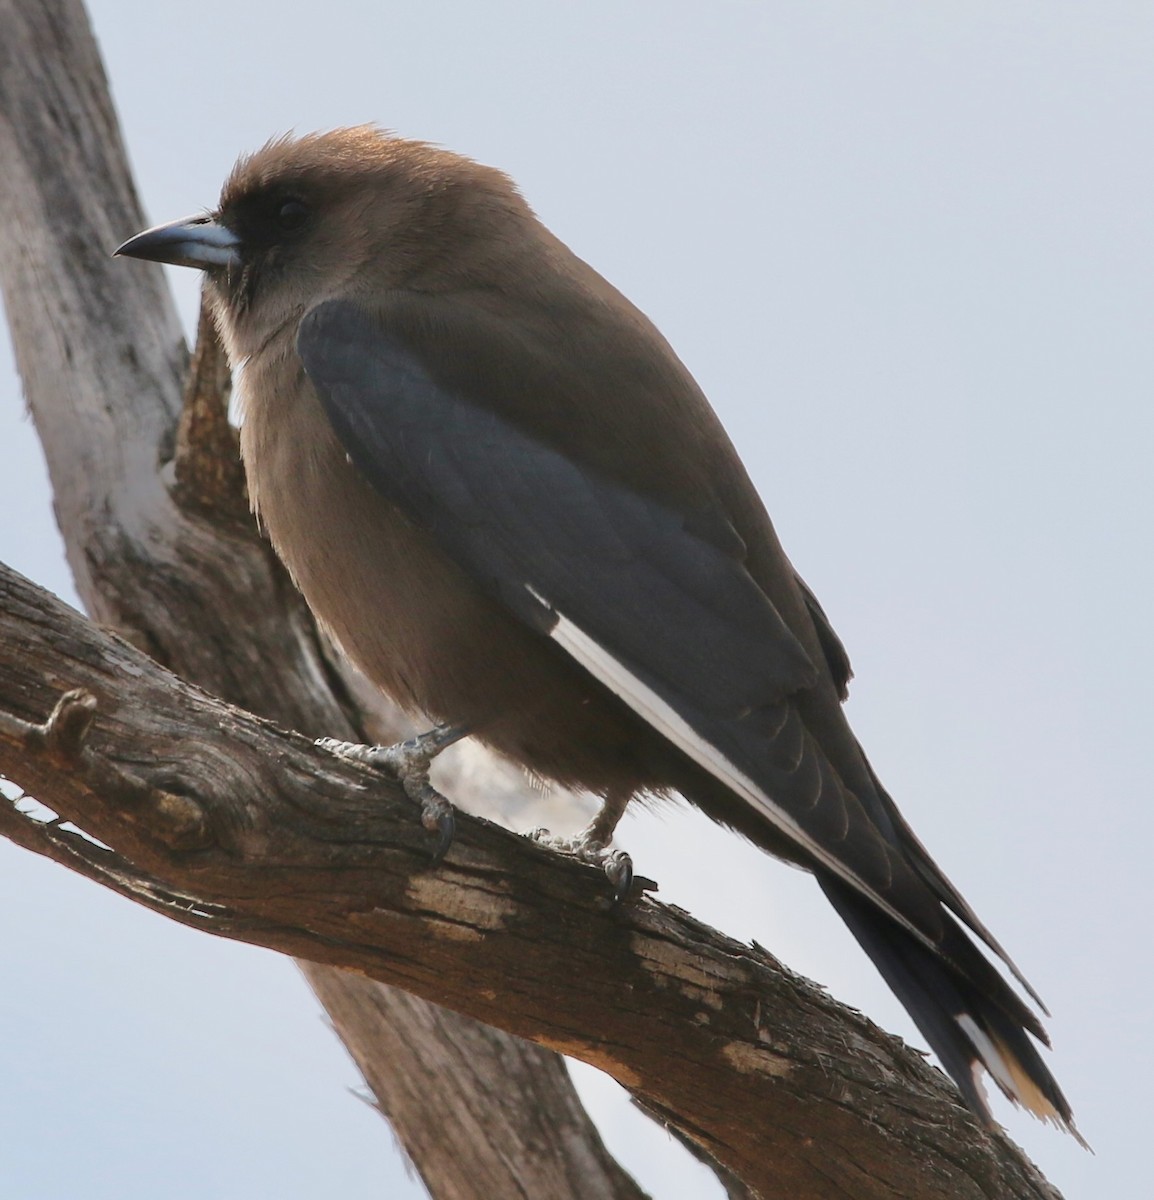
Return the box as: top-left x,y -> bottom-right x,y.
0,570 -> 1062,1200
0,2 -> 646,1197
0,0 -> 1066,1197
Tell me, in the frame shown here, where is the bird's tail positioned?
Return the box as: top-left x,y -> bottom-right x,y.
819,876 -> 1088,1147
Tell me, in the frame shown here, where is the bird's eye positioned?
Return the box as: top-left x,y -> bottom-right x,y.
276,199 -> 310,233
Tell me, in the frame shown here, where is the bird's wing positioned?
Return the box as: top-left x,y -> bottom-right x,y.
299,298 -> 943,943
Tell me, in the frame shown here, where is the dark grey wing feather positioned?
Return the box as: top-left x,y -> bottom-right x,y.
795,574 -> 853,700
298,299 -> 1078,1136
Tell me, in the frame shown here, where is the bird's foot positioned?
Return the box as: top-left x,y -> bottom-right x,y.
318,724 -> 467,864
529,825 -> 634,903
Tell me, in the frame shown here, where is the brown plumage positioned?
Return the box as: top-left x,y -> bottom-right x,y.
116,126 -> 1081,1139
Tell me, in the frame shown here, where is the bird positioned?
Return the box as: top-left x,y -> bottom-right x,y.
116,125 -> 1080,1140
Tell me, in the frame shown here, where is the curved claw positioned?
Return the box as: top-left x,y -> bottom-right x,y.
416,781 -> 456,864
604,850 -> 634,904
424,798 -> 456,865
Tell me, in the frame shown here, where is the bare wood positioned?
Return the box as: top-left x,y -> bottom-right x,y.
0,565 -> 1062,1200
0,2 -> 648,1196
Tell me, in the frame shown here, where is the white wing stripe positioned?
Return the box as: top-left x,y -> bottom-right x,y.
531,588 -> 931,948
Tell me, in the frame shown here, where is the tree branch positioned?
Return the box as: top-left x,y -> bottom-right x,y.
0,560 -> 1060,1200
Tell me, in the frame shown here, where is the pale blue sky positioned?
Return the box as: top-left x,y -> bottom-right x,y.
2,3 -> 1150,1196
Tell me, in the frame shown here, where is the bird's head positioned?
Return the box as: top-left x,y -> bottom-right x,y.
116,126 -> 531,359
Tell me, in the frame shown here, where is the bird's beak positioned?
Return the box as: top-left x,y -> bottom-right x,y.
115,214 -> 241,270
